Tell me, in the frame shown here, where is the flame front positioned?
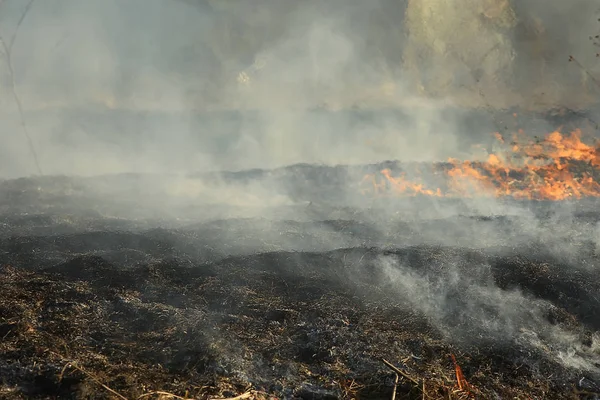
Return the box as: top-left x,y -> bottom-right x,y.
360,129 -> 600,200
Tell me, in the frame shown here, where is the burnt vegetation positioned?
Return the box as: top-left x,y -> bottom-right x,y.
1,171 -> 600,400
1,2 -> 600,399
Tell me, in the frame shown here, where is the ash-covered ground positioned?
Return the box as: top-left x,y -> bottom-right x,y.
1,167 -> 600,400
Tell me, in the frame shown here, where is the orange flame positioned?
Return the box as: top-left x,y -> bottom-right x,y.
451,354 -> 474,396
360,129 -> 600,200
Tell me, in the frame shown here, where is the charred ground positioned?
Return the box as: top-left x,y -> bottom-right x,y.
1,169 -> 600,399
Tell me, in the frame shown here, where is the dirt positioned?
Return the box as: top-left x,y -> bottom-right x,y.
1,173 -> 600,399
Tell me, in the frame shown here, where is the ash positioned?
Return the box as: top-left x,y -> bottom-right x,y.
1,168 -> 600,400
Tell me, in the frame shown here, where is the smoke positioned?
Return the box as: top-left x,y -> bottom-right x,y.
511,0 -> 600,98
0,0 -> 597,178
372,251 -> 600,374
0,0 -> 599,382
1,0 -> 598,268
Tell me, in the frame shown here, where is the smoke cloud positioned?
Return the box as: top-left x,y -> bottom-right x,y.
1,0 -> 600,380
373,252 -> 600,373
0,0 -> 598,178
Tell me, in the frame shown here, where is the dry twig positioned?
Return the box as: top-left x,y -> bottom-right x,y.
390,373 -> 399,400
382,358 -> 419,386
569,55 -> 600,89
60,358 -> 199,400
137,391 -> 196,400
62,362 -> 129,400
211,391 -> 253,400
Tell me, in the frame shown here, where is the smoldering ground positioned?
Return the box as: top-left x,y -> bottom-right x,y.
2,196 -> 600,398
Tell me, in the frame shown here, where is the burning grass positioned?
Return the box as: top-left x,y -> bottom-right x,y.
361,129 -> 600,200
2,142 -> 600,398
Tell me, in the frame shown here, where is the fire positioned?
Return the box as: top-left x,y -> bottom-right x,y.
360,129 -> 600,200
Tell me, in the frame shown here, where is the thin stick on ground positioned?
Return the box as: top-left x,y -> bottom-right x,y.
62,362 -> 129,400
57,352 -> 196,400
0,0 -> 43,175
211,391 -> 253,400
391,373 -> 399,400
382,358 -> 420,386
137,391 -> 196,400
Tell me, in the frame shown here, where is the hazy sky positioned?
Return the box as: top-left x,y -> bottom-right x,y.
0,0 -> 598,177
0,0 -> 218,109
0,0 -> 598,110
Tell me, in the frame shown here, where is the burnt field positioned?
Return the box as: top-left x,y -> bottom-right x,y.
1,167 -> 600,400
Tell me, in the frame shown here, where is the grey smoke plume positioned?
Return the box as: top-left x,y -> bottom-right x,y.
0,0 -> 598,177
1,1 -> 600,386
373,252 -> 600,373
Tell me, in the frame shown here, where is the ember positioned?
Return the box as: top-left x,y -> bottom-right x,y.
361,130 -> 600,200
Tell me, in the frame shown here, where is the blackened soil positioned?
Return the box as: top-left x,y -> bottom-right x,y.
1,176 -> 600,399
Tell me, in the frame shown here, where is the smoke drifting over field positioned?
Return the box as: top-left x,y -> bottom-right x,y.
0,0 -> 598,177
1,2 -> 600,397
